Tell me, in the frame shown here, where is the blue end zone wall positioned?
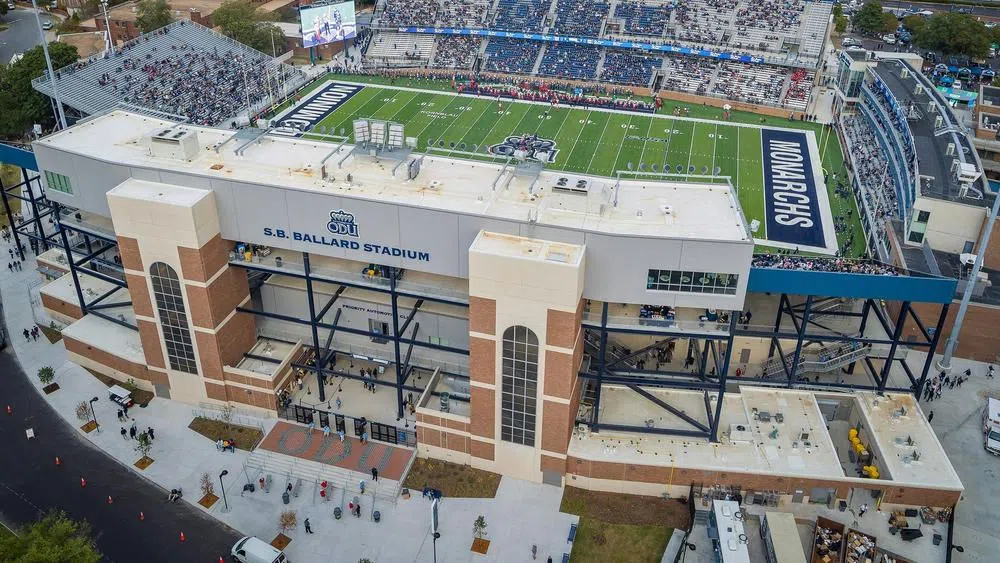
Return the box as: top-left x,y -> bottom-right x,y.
748,268 -> 958,304
761,129 -> 825,249
0,143 -> 38,171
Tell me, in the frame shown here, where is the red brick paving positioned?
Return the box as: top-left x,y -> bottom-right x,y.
258,421 -> 412,481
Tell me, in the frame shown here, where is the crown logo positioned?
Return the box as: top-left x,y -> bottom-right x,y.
327,209 -> 359,237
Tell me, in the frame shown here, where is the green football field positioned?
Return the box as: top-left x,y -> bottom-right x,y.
290,79 -> 855,253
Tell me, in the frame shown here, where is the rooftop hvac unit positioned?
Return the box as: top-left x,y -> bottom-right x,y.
147,128 -> 199,161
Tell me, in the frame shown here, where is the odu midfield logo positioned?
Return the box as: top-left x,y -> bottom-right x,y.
327,209 -> 359,238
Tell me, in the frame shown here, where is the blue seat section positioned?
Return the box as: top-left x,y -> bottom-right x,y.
552,0 -> 610,37
538,45 -> 601,80
600,50 -> 661,86
492,0 -> 552,32
613,1 -> 671,36
484,38 -> 542,75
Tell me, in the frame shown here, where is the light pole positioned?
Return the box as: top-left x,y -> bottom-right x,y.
219,470 -> 230,513
30,0 -> 67,129
88,396 -> 99,433
100,0 -> 115,55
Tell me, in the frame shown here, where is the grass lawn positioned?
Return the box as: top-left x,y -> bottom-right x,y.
560,487 -> 687,563
188,416 -> 264,451
402,458 -> 501,498
285,75 -> 864,255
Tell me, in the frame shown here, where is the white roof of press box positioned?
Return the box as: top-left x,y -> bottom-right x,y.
471,231 -> 584,265
36,110 -> 751,243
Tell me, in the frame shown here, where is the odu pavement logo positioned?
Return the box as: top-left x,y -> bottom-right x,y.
327,209 -> 360,237
488,135 -> 559,164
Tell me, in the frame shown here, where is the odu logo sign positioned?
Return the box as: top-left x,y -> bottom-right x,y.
327,209 -> 360,237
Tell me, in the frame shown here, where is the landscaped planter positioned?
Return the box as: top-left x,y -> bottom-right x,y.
198,493 -> 219,509
80,421 -> 98,433
271,533 -> 291,550
134,456 -> 154,470
42,383 -> 60,394
471,538 -> 490,554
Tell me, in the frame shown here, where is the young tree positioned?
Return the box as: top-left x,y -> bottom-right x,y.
135,0 -> 174,34
219,404 -> 235,432
880,12 -> 897,35
0,42 -> 80,139
1,2 -> 8,16
278,510 -> 297,532
200,472 -> 215,498
0,511 -> 100,563
835,15 -> 848,34
37,366 -> 55,385
75,401 -> 92,423
852,1 -> 886,36
134,432 -> 153,459
473,515 -> 487,539
901,15 -> 926,36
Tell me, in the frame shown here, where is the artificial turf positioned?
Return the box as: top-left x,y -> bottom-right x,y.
282,75 -> 864,256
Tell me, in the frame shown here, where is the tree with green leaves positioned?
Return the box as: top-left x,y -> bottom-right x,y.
0,41 -> 79,139
135,0 -> 174,34
880,12 -> 897,35
211,0 -> 286,56
915,13 -> 991,59
0,511 -> 100,563
852,1 -> 886,36
1,2 -> 9,17
901,15 -> 926,36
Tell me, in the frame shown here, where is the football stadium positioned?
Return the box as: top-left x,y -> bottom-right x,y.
1,0 -> 993,560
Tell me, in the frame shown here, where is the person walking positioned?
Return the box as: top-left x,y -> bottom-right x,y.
338,428 -> 345,442
927,411 -> 934,423
117,409 -> 124,423
122,403 -> 129,419
989,365 -> 996,378
22,328 -> 29,342
304,518 -> 313,534
371,466 -> 378,482
859,503 -> 869,518
129,424 -> 137,440
147,426 -> 155,440
120,427 -> 128,440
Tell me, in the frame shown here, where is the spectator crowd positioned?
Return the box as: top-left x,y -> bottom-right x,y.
752,254 -> 900,276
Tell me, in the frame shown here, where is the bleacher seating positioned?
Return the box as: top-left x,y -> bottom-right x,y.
660,55 -> 717,95
538,45 -> 601,80
33,21 -> 306,126
613,1 -> 671,37
484,38 -> 541,74
552,0 -> 610,37
782,68 -> 812,110
431,36 -> 481,69
366,32 -> 436,66
492,0 -> 551,32
673,0 -> 736,45
712,61 -> 786,106
439,0 -> 490,27
599,50 -> 660,86
379,0 -> 440,27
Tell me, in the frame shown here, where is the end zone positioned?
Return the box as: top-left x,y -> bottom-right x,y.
270,81 -> 364,136
758,128 -> 837,255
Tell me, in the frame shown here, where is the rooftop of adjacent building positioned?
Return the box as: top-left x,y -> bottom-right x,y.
57,32 -> 108,59
869,59 -> 991,205
569,385 -> 963,491
37,110 -> 752,243
91,0 -> 222,25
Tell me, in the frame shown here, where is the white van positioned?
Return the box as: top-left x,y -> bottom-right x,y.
985,398 -> 1000,455
231,536 -> 289,563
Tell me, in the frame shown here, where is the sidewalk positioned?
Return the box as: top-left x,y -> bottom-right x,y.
0,251 -> 579,562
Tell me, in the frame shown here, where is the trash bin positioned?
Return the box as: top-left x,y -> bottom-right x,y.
838,500 -> 847,512
373,510 -> 381,523
334,507 -> 342,520
282,491 -> 290,505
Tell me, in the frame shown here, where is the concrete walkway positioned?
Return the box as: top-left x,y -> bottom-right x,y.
1,254 -> 578,562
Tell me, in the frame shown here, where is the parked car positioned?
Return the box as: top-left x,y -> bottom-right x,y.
882,34 -> 897,45
231,536 -> 289,563
842,37 -> 863,48
41,20 -> 53,30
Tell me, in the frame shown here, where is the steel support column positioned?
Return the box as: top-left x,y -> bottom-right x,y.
847,299 -> 872,376
0,175 -> 25,261
916,303 -> 949,399
23,169 -> 50,252
787,295 -> 813,387
390,275 -> 405,420
302,253 -> 325,402
877,301 -> 910,393
54,203 -> 87,314
767,293 -> 786,358
590,302 -> 610,429
710,314 -> 738,442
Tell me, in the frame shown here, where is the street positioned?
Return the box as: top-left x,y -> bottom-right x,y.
0,315 -> 242,562
0,7 -> 56,65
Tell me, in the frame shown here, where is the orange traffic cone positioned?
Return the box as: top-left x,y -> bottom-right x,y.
138,512 -> 145,521
54,456 -> 61,466
179,531 -> 186,542
107,496 -> 113,505
80,477 -> 87,488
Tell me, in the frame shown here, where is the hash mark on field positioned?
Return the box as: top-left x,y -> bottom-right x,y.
585,114 -> 613,174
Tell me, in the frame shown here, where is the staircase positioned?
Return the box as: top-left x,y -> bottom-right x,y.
532,44 -> 547,75
760,340 -> 872,379
244,449 -> 411,508
583,331 -> 638,369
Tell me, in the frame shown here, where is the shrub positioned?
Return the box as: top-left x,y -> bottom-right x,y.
75,401 -> 91,423
278,510 -> 297,532
200,472 -> 215,497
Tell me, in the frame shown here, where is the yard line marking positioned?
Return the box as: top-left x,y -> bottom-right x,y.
411,95 -> 471,141
449,98 -> 496,146
585,114 -> 613,174
383,91 -> 423,122
710,123 -> 718,173
459,99 -> 513,150
686,121 -> 697,173
735,126 -> 741,196
431,98 -> 488,143
608,115 -> 633,176
562,110 -> 593,172
636,117 -> 655,170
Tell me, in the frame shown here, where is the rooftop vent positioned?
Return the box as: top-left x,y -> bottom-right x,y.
148,128 -> 199,161
552,177 -> 589,195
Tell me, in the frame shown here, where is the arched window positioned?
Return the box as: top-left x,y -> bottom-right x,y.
501,325 -> 538,446
149,262 -> 197,374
